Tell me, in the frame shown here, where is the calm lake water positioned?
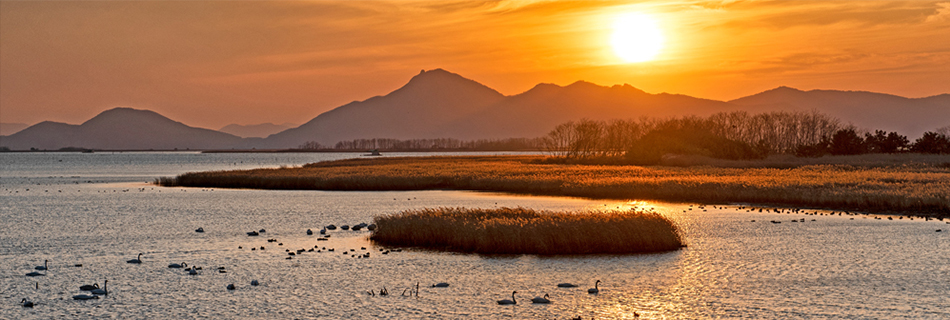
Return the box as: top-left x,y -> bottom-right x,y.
2,152 -> 948,319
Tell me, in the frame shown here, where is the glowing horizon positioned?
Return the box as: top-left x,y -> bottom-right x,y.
1,1 -> 947,129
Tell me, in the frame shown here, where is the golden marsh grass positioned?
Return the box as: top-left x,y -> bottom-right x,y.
161,155 -> 950,216
369,207 -> 684,254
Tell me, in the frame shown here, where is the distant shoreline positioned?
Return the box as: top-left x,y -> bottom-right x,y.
159,155 -> 950,217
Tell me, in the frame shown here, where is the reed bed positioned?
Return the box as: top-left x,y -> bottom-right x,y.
161,155 -> 950,216
369,207 -> 684,254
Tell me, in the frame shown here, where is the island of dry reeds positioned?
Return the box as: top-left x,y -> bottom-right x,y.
159,155 -> 950,217
369,207 -> 683,254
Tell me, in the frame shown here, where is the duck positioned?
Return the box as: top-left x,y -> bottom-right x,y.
431,282 -> 450,288
531,293 -> 551,304
306,229 -> 313,235
72,294 -> 99,300
35,260 -> 48,271
21,298 -> 34,308
588,280 -> 601,294
126,253 -> 143,264
168,262 -> 187,268
497,291 -> 517,305
556,283 -> 578,288
79,283 -> 99,291
91,280 -> 108,295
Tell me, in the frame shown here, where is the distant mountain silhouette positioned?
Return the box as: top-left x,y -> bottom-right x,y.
219,123 -> 294,138
0,123 -> 30,136
433,81 -> 735,139
729,87 -> 950,138
0,108 -> 244,150
260,69 -> 506,148
2,70 -> 946,151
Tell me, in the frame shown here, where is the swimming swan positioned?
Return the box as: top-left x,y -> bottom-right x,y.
126,253 -> 143,264
79,283 -> 99,291
531,293 -> 551,304
588,280 -> 601,294
21,298 -> 34,308
72,294 -> 99,300
168,262 -> 187,268
35,260 -> 48,271
497,291 -> 517,305
91,280 -> 108,295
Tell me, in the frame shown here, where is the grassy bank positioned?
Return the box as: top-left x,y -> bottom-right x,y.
160,155 -> 950,216
369,207 -> 684,254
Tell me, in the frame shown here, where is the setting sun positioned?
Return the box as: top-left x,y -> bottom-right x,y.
610,12 -> 664,63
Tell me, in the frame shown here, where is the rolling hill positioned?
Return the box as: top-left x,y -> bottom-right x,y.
0,108 -> 244,150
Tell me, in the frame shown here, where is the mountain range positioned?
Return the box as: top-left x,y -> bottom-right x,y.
219,123 -> 296,138
2,68 -> 947,150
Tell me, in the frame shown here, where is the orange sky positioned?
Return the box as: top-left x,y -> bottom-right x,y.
2,1 -> 948,130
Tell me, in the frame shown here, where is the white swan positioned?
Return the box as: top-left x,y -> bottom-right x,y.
35,260 -> 48,271
531,293 -> 551,304
588,280 -> 601,294
91,280 -> 108,295
497,291 -> 517,305
126,253 -> 143,264
79,283 -> 99,291
72,294 -> 99,300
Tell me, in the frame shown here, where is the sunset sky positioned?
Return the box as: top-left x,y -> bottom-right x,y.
2,0 -> 948,130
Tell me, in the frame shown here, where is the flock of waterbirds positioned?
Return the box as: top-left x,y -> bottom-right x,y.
494,280 -> 600,305
17,220 -> 401,309
17,203 -> 946,313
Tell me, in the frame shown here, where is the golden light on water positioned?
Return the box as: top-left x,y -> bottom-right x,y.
610,12 -> 665,63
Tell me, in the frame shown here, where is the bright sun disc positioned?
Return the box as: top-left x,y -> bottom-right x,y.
611,13 -> 664,63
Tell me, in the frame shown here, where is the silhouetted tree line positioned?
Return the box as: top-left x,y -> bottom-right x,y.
543,111 -> 950,163
299,137 -> 545,151
795,128 -> 950,156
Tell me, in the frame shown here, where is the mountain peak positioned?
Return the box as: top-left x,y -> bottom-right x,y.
407,68 -> 466,85
770,86 -> 804,93
393,68 -> 503,98
82,107 -> 174,126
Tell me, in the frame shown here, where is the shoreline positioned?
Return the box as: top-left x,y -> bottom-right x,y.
160,155 -> 950,218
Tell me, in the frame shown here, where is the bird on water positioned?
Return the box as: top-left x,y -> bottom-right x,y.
531,293 -> 551,304
497,291 -> 518,305
588,280 -> 601,294
127,253 -> 143,264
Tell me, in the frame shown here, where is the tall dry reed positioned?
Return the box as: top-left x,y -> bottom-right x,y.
370,207 -> 684,254
160,155 -> 950,216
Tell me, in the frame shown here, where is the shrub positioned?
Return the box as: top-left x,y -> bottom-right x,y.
370,207 -> 684,254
